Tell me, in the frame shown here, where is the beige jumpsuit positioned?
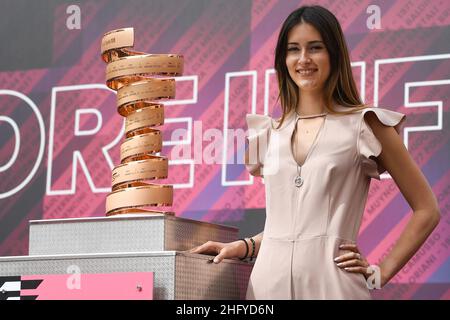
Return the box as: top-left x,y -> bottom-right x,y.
245,104 -> 406,299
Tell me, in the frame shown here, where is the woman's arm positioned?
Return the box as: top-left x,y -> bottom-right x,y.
189,146 -> 265,263
191,135 -> 266,262
188,231 -> 264,263
244,137 -> 263,177
365,112 -> 441,286
239,232 -> 264,258
250,231 -> 264,257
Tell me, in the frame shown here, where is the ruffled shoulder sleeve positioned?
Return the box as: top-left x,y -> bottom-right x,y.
245,113 -> 272,176
357,107 -> 406,180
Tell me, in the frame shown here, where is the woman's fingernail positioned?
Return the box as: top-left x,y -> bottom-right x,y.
334,257 -> 340,262
213,258 -> 219,263
336,263 -> 343,267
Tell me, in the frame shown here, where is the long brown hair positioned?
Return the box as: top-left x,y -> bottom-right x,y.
274,5 -> 368,129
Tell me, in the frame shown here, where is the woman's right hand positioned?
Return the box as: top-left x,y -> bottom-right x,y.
188,240 -> 247,264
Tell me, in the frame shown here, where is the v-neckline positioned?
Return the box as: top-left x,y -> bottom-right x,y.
289,114 -> 327,167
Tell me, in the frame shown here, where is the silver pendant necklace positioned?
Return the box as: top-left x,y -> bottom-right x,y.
294,166 -> 304,187
292,111 -> 328,188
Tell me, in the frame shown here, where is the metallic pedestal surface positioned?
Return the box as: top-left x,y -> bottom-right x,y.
0,251 -> 252,300
29,214 -> 238,255
0,215 -> 252,299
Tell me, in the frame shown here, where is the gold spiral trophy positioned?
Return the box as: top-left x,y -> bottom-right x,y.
101,28 -> 183,216
0,30 -> 249,300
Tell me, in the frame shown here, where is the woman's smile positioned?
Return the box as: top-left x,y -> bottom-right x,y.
296,68 -> 318,76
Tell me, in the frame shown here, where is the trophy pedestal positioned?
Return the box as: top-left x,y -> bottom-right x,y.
0,251 -> 251,300
0,215 -> 253,300
29,214 -> 239,255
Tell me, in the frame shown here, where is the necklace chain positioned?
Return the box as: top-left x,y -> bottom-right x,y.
292,110 -> 328,187
295,111 -> 328,119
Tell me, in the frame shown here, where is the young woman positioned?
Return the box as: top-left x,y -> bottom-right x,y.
190,5 -> 440,299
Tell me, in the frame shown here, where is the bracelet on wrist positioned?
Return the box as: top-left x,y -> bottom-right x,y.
249,237 -> 256,261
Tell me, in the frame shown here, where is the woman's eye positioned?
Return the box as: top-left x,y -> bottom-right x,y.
287,47 -> 299,51
310,46 -> 322,51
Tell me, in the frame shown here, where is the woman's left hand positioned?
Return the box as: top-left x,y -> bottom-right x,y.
334,243 -> 371,279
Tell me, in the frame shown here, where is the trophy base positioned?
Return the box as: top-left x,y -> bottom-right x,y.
29,214 -> 238,255
105,208 -> 175,217
0,251 -> 252,300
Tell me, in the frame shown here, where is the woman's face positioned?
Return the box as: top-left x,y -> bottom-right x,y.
285,22 -> 330,93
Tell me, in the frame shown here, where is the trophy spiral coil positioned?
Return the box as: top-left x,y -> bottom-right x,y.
100,27 -> 183,216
